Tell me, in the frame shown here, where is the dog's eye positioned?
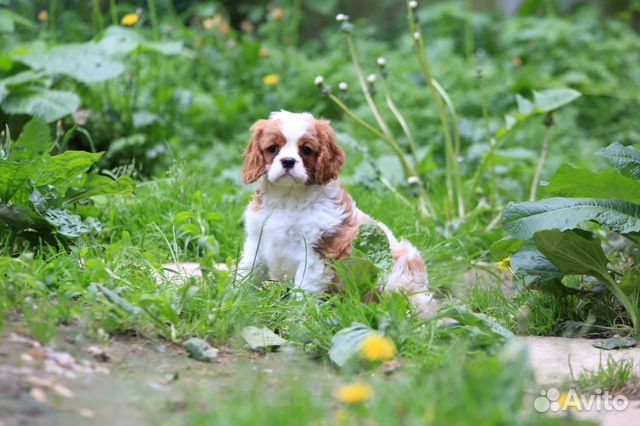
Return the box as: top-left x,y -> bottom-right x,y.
266,145 -> 279,154
301,146 -> 314,156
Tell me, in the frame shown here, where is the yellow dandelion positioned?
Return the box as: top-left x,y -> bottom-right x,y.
360,335 -> 397,362
272,8 -> 285,21
496,256 -> 511,272
334,383 -> 373,404
37,10 -> 49,23
259,47 -> 270,59
262,74 -> 280,86
121,13 -> 139,26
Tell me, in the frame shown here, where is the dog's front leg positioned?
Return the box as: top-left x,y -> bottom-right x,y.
293,252 -> 330,294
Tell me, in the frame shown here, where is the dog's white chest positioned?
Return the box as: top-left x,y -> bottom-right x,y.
245,189 -> 343,281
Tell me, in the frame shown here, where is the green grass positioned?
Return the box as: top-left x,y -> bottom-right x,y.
572,355 -> 637,393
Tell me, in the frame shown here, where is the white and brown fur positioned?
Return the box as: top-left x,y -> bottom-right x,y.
239,111 -> 436,316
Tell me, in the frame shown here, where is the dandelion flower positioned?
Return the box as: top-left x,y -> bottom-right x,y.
37,10 -> 49,23
262,74 -> 280,86
338,82 -> 348,91
121,13 -> 139,26
360,335 -> 396,361
259,47 -> 270,58
334,383 -> 373,404
496,257 -> 511,272
314,75 -> 324,86
272,8 -> 285,21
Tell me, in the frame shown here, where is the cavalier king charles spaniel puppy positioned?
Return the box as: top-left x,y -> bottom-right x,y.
239,111 -> 436,316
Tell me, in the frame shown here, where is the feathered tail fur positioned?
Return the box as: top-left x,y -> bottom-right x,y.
375,222 -> 438,317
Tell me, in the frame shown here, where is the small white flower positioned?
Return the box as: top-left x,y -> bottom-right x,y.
336,13 -> 349,22
338,82 -> 348,91
367,74 -> 377,84
377,57 -> 386,67
409,0 -> 418,9
413,31 -> 421,41
314,75 -> 324,86
407,176 -> 420,185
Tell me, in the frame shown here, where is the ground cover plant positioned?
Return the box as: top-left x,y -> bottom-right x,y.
1,0 -> 640,425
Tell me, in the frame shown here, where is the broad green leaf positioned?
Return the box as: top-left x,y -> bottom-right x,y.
32,151 -> 103,190
502,197 -> 640,239
241,326 -> 288,351
13,117 -> 51,160
0,161 -> 35,202
2,88 -> 80,122
0,70 -> 50,87
533,229 -> 608,278
0,10 -> 15,33
489,238 -> 524,261
93,284 -> 141,315
183,338 -> 218,362
620,266 -> 640,297
597,142 -> 640,178
435,305 -> 514,348
328,322 -> 374,367
533,88 -> 581,112
42,208 -> 101,237
535,229 -> 639,329
510,245 -> 563,279
97,26 -> 140,55
545,164 -> 640,203
29,185 -> 62,213
333,257 -> 380,297
0,203 -> 52,239
16,42 -> 125,83
64,174 -> 135,206
592,336 -> 637,350
141,41 -> 183,55
515,94 -> 534,115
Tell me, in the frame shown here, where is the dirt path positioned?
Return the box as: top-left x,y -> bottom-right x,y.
0,322 -> 334,426
521,336 -> 640,426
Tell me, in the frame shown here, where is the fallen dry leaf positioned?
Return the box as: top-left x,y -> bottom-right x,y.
30,387 -> 49,405
77,408 -> 95,418
52,383 -> 74,398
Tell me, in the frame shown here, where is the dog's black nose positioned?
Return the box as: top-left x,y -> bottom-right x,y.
281,157 -> 296,169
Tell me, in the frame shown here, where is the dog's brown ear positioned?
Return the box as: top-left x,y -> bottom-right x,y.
242,119 -> 268,184
313,119 -> 344,184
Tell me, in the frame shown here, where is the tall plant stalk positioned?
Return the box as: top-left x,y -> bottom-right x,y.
407,2 -> 465,220
148,0 -> 160,40
529,113 -> 554,201
109,0 -> 118,26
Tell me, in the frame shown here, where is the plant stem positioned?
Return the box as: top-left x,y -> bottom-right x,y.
148,0 -> 160,40
92,0 -> 104,34
109,0 -> 118,26
49,0 -> 56,40
407,3 -> 464,220
381,79 -> 435,216
328,93 -> 413,179
529,113 -> 554,201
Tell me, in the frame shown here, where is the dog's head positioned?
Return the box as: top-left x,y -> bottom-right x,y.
241,111 -> 345,186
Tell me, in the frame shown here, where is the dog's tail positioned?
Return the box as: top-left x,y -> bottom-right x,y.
374,221 -> 438,318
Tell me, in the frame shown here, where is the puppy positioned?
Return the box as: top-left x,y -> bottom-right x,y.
239,111 -> 436,316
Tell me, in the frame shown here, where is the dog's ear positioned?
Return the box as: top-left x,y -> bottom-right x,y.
313,119 -> 344,184
242,119 -> 268,184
